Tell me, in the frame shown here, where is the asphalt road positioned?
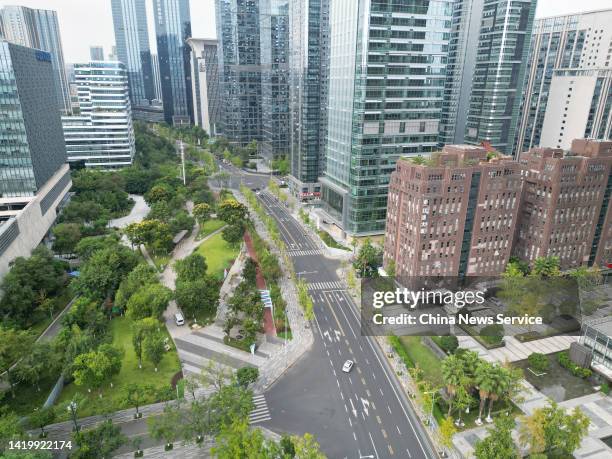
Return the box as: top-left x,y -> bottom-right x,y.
251,190 -> 438,459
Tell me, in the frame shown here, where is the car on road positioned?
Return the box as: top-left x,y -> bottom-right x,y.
174,313 -> 185,326
342,360 -> 354,373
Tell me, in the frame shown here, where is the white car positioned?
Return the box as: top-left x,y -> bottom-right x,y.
342,360 -> 354,373
174,313 -> 185,326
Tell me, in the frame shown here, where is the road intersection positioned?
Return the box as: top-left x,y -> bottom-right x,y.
250,189 -> 438,459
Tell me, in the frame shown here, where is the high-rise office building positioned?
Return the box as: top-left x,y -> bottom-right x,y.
62,62 -> 136,169
438,0 -> 484,146
215,0 -> 262,146
462,0 -> 537,154
110,0 -> 155,109
153,0 -> 193,126
514,139 -> 612,269
90,45 -> 104,61
151,53 -> 162,101
0,5 -> 71,114
187,38 -> 220,135
0,41 -> 71,278
108,45 -> 118,61
319,0 -> 453,236
384,145 -> 522,277
260,0 -> 290,161
516,9 -> 612,154
288,0 -> 329,200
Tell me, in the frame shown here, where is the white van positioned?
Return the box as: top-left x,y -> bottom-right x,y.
174,313 -> 185,326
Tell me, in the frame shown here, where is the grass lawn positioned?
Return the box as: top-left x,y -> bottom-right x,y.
399,336 -> 443,385
195,232 -> 239,279
318,230 -> 351,251
55,316 -> 181,420
197,219 -> 225,240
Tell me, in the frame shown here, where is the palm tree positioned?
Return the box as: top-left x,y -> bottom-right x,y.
442,355 -> 464,416
458,350 -> 480,413
474,361 -> 495,425
486,366 -> 510,422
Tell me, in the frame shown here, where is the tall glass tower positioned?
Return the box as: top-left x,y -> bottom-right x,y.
260,0 -> 290,161
320,0 -> 452,236
110,0 -> 155,108
288,0 -> 329,200
463,0 -> 537,154
215,0 -> 262,146
153,0 -> 193,126
0,6 -> 71,114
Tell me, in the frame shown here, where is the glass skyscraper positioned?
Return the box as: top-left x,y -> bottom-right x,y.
153,0 -> 193,126
110,0 -> 155,108
320,0 -> 452,236
438,0 -> 484,146
463,0 -> 537,154
215,0 -> 263,146
0,41 -> 68,199
0,6 -> 71,115
288,0 -> 329,199
260,0 -> 291,161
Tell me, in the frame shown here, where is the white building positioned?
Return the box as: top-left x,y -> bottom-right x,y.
517,9 -> 612,153
62,61 -> 136,169
186,38 -> 220,135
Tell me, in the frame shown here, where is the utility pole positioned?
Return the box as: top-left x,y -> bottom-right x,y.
179,140 -> 186,186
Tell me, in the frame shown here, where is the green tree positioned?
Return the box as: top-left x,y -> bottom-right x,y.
148,403 -> 183,450
519,402 -> 590,456
0,411 -> 25,453
174,253 -> 208,282
217,199 -> 248,225
531,256 -> 561,278
52,223 -> 82,254
72,419 -> 126,459
72,345 -> 124,395
353,238 -> 382,277
115,264 -> 159,309
222,223 -> 245,247
126,283 -> 173,321
212,420 -> 271,458
292,432 -> 326,458
144,332 -> 166,372
75,235 -> 120,262
474,360 -> 496,424
144,184 -> 174,205
16,343 -> 60,392
438,416 -> 457,450
175,277 -> 220,322
0,327 -> 34,397
73,246 -> 139,301
29,406 -> 56,438
441,354 -> 464,416
193,203 -> 212,223
474,416 -> 519,459
124,383 -> 146,419
236,367 -> 259,388
124,220 -> 173,255
132,317 -> 160,368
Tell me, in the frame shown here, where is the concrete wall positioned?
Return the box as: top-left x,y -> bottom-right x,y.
0,164 -> 71,279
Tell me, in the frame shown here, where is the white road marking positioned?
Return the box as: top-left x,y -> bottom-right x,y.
369,432 -> 380,459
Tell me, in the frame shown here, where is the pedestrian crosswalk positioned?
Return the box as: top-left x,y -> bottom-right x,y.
308,281 -> 344,291
288,249 -> 324,257
249,394 -> 271,424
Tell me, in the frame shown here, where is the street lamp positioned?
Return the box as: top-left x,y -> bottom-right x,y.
68,401 -> 79,432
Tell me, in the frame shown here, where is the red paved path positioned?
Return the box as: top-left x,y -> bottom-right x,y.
243,231 -> 276,336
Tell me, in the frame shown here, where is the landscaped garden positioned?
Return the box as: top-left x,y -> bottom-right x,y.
56,316 -> 181,420
514,352 -> 597,402
197,218 -> 225,240
195,232 -> 239,280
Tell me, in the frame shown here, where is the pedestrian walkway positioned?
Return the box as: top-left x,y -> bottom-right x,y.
308,281 -> 344,291
288,249 -> 324,257
487,335 -> 578,362
250,393 -> 272,424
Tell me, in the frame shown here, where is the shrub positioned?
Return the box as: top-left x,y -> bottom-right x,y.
601,383 -> 610,395
438,336 -> 458,354
558,351 -> 592,379
479,324 -> 504,345
527,352 -> 549,373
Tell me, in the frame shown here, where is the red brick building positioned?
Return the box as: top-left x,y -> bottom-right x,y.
384,139 -> 612,277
